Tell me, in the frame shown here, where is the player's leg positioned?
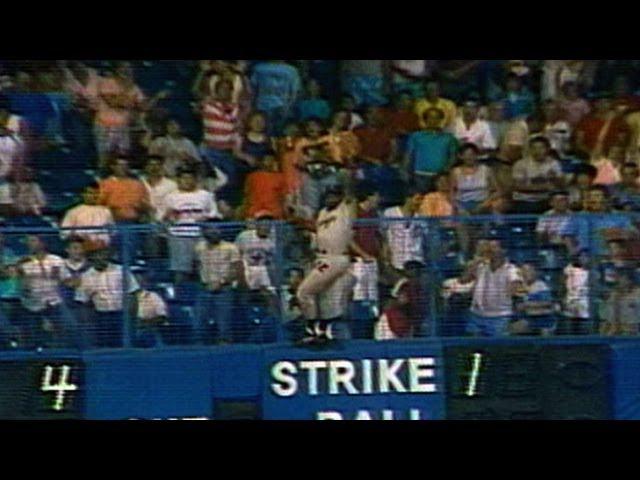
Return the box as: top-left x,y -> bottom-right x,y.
299,256 -> 353,316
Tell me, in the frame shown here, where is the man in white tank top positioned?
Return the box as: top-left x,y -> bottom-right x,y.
295,185 -> 355,342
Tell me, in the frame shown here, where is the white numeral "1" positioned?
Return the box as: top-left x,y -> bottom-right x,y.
41,365 -> 78,411
466,353 -> 483,397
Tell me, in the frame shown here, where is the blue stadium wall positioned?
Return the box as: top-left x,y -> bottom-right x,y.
3,338 -> 640,420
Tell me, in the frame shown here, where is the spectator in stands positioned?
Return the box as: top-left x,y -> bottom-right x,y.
131,277 -> 170,348
0,107 -> 21,216
281,266 -> 304,340
341,60 -> 389,109
599,267 -> 640,336
353,106 -> 400,205
390,61 -> 430,98
404,108 -> 458,192
16,235 -> 80,349
90,61 -> 168,168
567,163 -> 597,211
338,94 -> 364,130
417,173 -> 454,217
140,156 -> 178,223
609,162 -> 640,212
461,239 -> 523,337
375,278 -> 413,340
560,250 -> 591,335
195,222 -> 243,344
297,119 -> 351,216
611,75 -> 640,113
0,230 -> 20,347
250,61 -> 302,135
349,184 -> 383,339
593,144 -> 625,186
536,190 -> 576,247
511,263 -> 556,336
414,80 -> 457,129
193,61 -> 251,119
235,111 -> 275,167
163,167 -> 221,283
75,248 -> 140,348
511,136 -> 565,214
295,78 -> 331,122
381,91 -> 420,139
557,81 -> 591,128
450,100 -> 497,153
540,100 -> 572,156
200,78 -> 244,206
354,106 -> 398,166
493,103 -> 530,164
9,166 -> 46,219
570,185 -> 638,257
99,156 -> 150,257
148,119 -> 202,178
450,143 -> 499,215
61,182 -> 114,252
234,213 -> 276,292
382,184 -> 426,274
242,154 -> 286,220
574,94 -> 629,159
99,156 -> 150,222
498,73 -> 535,120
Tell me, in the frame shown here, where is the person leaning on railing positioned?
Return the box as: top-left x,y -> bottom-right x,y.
194,221 -> 243,345
460,239 -> 524,337
74,248 -> 140,348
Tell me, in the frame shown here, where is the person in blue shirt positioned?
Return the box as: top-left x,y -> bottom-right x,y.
250,61 -> 302,136
295,79 -> 331,122
512,263 -> 556,336
495,73 -> 535,120
404,108 -> 458,192
569,185 -> 638,257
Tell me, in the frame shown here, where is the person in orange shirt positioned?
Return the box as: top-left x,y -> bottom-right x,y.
99,156 -> 151,258
417,174 -> 454,217
242,154 -> 287,220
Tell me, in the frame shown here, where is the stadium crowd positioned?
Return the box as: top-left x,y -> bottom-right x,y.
0,59 -> 639,349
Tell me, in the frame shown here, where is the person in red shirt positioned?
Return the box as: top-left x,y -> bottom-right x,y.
353,107 -> 401,208
575,95 -> 630,158
353,106 -> 397,164
242,154 -> 286,220
381,90 -> 420,138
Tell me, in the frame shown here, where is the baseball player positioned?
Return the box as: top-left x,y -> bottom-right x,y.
294,184 -> 356,343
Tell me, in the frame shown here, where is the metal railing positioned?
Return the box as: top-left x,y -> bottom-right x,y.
0,212 -> 637,351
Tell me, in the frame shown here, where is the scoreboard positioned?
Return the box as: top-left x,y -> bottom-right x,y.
0,360 -> 84,420
444,344 -> 611,420
0,341 -> 618,420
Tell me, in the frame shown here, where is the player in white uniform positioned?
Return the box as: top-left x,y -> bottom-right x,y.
295,185 -> 355,343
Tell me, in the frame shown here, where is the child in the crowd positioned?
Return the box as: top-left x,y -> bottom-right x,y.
511,263 -> 556,336
235,111 -> 275,168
